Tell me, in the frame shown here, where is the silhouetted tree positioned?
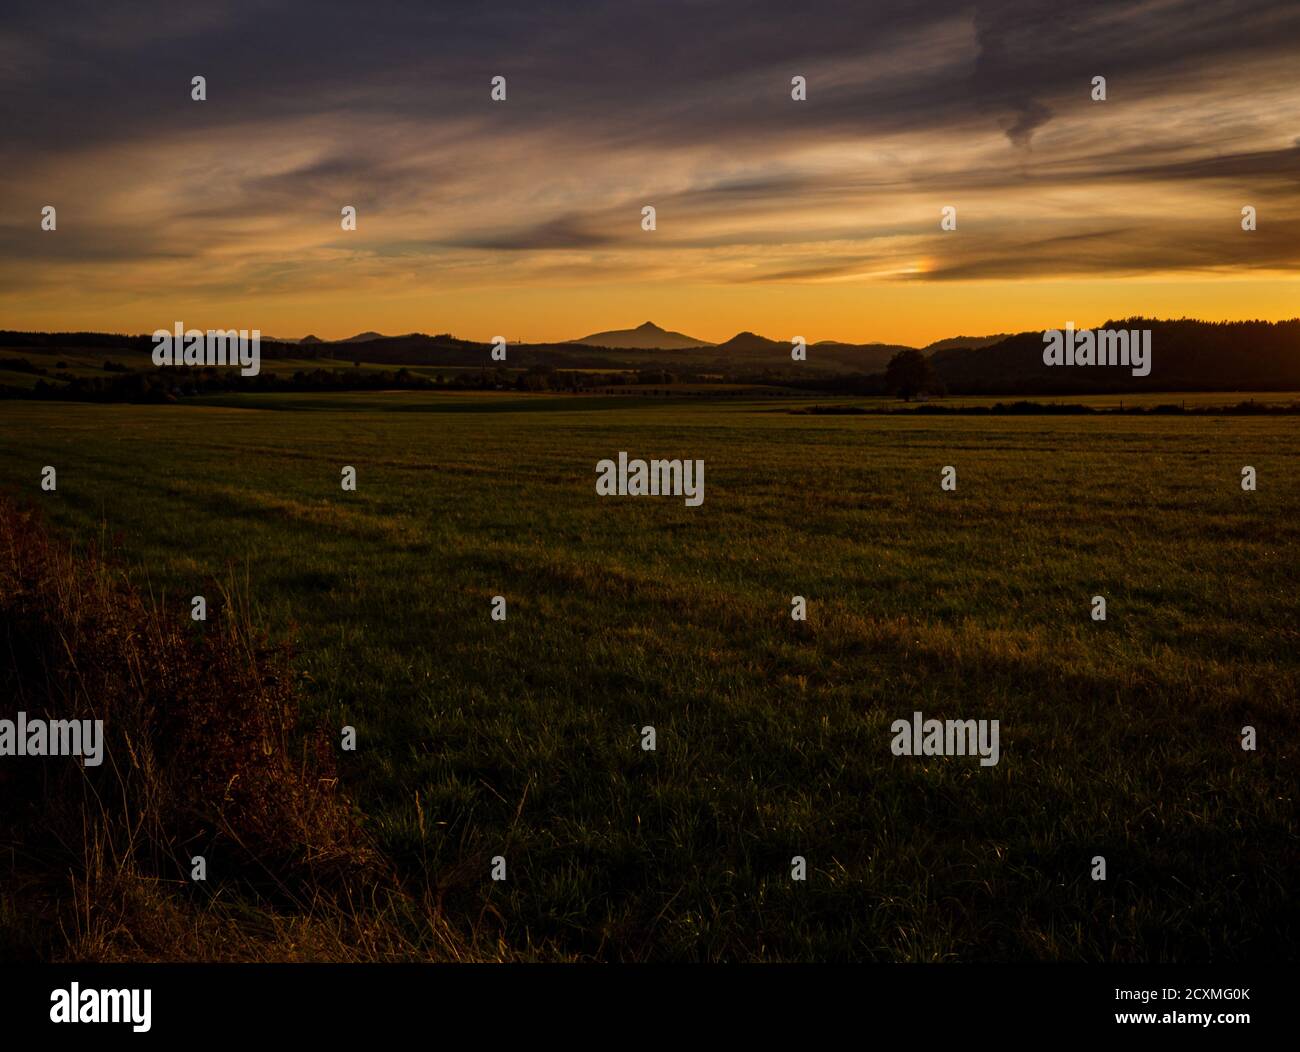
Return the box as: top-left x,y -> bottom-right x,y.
885,349 -> 936,401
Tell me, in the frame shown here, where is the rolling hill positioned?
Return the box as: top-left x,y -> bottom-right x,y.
573,321 -> 712,349
3,317 -> 1299,394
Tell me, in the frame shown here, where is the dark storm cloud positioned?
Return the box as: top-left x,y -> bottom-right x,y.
1102,145 -> 1300,185
3,0 -> 1300,296
3,0 -> 1297,156
456,215 -> 621,251
916,219 -> 1300,281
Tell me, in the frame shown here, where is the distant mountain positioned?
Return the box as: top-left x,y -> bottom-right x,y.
715,331 -> 785,353
574,321 -> 712,349
811,340 -> 916,374
712,332 -> 911,373
4,318 -> 1298,393
923,334 -> 1010,354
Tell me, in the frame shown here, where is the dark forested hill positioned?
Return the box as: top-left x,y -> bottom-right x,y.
929,318 -> 1300,394
4,317 -> 1299,393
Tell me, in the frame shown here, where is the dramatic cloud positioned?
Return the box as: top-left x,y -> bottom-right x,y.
2,0 -> 1298,341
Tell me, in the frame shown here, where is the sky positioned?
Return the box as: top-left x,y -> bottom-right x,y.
2,0 -> 1298,346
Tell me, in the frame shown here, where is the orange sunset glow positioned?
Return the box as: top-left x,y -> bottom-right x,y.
2,3 -> 1298,344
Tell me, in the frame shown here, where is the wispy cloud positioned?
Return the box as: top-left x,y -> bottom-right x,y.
2,0 -> 1298,339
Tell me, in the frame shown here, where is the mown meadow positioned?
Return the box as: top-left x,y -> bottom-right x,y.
0,391 -> 1295,961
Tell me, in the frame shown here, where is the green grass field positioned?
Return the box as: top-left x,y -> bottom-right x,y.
0,391 -> 1296,961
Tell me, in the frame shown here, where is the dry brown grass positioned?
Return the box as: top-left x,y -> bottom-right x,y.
0,498 -> 516,962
